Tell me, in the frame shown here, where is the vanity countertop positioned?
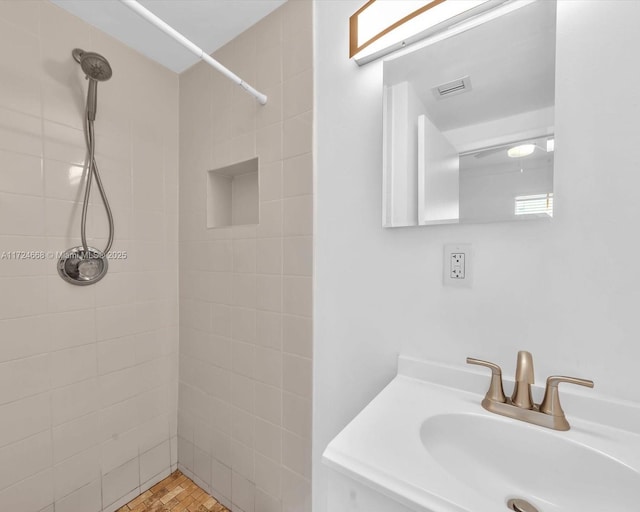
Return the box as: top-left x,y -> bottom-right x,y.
322,356 -> 640,512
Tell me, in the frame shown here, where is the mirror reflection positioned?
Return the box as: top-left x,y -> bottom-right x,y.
383,1 -> 556,227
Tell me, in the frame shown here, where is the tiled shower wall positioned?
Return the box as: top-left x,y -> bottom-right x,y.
0,2 -> 179,511
178,2 -> 313,511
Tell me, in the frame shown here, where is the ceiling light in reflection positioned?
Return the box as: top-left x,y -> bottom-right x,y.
507,144 -> 536,158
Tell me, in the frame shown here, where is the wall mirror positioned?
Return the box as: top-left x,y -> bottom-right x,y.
382,0 -> 556,227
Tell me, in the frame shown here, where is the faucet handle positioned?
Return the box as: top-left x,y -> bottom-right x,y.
539,375 -> 595,417
467,357 -> 506,403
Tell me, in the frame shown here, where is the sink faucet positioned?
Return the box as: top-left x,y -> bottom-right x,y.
511,351 -> 534,409
467,351 -> 594,431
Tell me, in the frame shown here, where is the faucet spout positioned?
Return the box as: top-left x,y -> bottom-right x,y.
511,350 -> 534,409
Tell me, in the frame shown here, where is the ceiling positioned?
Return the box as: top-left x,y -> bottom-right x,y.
51,0 -> 286,73
384,0 -> 556,134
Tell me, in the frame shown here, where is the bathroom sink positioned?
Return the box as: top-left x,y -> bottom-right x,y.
324,356 -> 640,512
421,413 -> 640,511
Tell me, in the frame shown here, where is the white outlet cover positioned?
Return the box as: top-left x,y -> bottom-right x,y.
443,243 -> 473,287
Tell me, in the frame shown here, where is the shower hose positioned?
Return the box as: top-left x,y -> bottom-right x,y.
80,102 -> 114,256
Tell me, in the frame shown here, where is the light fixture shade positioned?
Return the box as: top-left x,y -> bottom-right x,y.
349,0 -> 500,64
507,144 -> 536,158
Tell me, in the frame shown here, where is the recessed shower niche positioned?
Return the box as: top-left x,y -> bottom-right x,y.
207,157 -> 260,228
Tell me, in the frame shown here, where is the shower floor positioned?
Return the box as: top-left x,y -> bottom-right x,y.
116,470 -> 228,512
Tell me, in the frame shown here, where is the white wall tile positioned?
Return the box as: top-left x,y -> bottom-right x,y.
232,471 -> 256,512
0,354 -> 49,405
231,374 -> 254,414
255,488 -> 282,512
99,365 -> 140,408
282,195 -> 312,236
137,414 -> 170,454
178,5 -> 312,512
0,276 -> 47,320
0,392 -> 51,447
52,378 -> 99,426
50,344 -> 97,389
256,238 -> 282,275
282,354 -> 312,399
232,307 -> 256,344
282,113 -> 312,160
256,274 -> 282,312
193,445 -> 212,488
283,70 -> 312,120
0,315 -> 49,362
98,336 -> 137,375
254,383 -> 281,426
0,66 -> 41,117
54,480 -> 101,512
140,440 -> 171,484
255,453 -> 281,498
283,237 -> 312,276
254,346 -> 282,388
280,467 -> 310,512
47,275 -> 95,313
232,407 -> 255,448
0,469 -> 53,512
211,428 -> 232,468
0,150 -> 42,196
255,310 -> 282,350
0,430 -> 52,492
232,340 -> 255,379
101,458 -> 140,509
0,4 -> 178,510
0,108 -> 42,157
101,427 -> 138,474
54,446 -> 101,501
48,311 -> 95,351
255,200 -> 282,238
282,315 -> 311,358
211,458 -> 232,501
282,430 -> 310,478
282,392 -> 311,440
177,436 -> 194,472
282,153 -> 312,198
282,277 -> 312,317
53,412 -> 99,464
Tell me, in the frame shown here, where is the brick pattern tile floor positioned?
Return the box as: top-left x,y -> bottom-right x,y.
116,470 -> 229,512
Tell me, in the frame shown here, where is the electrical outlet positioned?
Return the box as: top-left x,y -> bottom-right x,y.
444,244 -> 472,287
450,253 -> 465,279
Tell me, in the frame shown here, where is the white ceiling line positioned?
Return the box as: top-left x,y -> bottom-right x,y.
119,0 -> 268,105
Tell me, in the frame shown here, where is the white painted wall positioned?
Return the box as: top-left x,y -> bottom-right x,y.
383,81 -> 425,227
418,114 -> 459,224
314,1 -> 640,511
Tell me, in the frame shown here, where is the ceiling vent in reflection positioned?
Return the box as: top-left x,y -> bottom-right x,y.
433,75 -> 472,99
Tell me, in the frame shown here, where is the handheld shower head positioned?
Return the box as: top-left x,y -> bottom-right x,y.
72,49 -> 112,121
73,48 -> 112,81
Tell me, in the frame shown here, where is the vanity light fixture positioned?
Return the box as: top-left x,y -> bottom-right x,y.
507,143 -> 536,158
349,0 -> 502,65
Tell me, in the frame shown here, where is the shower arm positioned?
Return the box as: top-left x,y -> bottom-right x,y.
119,0 -> 268,105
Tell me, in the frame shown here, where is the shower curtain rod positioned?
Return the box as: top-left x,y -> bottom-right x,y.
119,0 -> 268,105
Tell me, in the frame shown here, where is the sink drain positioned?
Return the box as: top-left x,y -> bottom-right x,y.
507,498 -> 539,512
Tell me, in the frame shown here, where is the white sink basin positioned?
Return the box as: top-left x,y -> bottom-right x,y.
323,356 -> 640,512
421,413 -> 640,511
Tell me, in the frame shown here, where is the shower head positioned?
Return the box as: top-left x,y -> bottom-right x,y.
72,48 -> 112,81
72,48 -> 112,121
